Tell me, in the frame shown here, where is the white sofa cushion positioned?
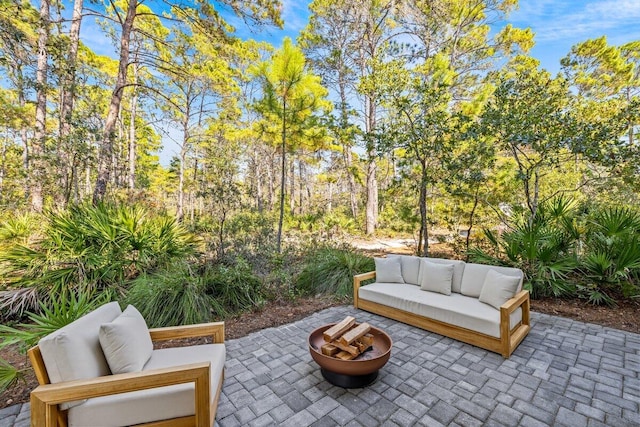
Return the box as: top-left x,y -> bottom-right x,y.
388,255 -> 421,285
374,257 -> 404,283
38,302 -> 122,410
67,344 -> 226,427
419,258 -> 466,293
99,305 -> 153,374
460,263 -> 523,298
359,283 -> 522,338
419,260 -> 453,295
479,269 -> 522,309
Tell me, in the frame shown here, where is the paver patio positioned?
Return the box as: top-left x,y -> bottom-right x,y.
1,305 -> 639,426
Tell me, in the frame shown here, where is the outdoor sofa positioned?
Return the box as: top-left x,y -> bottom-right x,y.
354,255 -> 530,358
28,302 -> 225,427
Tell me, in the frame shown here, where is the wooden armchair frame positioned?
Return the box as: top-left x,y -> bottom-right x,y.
354,271 -> 530,358
28,322 -> 225,427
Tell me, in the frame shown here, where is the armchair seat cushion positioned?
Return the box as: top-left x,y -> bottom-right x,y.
67,344 -> 226,427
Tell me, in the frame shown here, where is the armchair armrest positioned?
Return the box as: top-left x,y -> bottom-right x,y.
353,271 -> 376,309
31,362 -> 211,426
149,321 -> 225,343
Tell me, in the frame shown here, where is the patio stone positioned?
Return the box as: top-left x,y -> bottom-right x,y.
2,306 -> 639,426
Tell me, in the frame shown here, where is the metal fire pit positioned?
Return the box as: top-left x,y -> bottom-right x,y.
308,323 -> 392,388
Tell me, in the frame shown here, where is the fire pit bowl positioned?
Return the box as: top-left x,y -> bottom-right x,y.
308,323 -> 392,388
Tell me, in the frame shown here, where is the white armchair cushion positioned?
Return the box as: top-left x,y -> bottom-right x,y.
67,344 -> 226,427
419,260 -> 454,295
99,305 -> 153,374
38,301 -> 122,410
374,257 -> 404,283
479,269 -> 521,309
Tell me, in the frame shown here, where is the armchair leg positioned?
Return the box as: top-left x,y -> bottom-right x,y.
31,394 -> 60,427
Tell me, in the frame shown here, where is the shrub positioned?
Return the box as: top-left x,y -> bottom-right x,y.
0,291 -> 105,392
126,263 -> 222,327
576,206 -> 640,305
0,203 -> 199,320
295,246 -> 374,299
468,197 -> 579,298
204,258 -> 264,312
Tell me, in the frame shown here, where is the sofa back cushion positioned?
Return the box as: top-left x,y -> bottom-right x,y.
418,259 -> 454,295
479,269 -> 522,309
374,257 -> 405,283
460,263 -> 523,298
38,301 -> 122,409
99,305 -> 153,374
388,255 -> 421,285
419,258 -> 466,293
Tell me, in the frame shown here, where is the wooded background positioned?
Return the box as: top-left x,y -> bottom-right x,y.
0,0 -> 638,254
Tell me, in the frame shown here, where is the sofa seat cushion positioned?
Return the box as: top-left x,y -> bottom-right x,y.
38,302 -> 122,410
359,283 -> 522,338
67,344 -> 226,427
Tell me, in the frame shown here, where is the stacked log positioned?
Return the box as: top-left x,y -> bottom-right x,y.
320,316 -> 374,360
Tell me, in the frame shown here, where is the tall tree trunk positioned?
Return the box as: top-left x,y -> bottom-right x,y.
0,138 -> 6,202
58,0 -> 83,207
32,0 -> 50,212
18,82 -> 29,197
93,0 -> 136,204
338,79 -> 358,219
276,98 -> 287,253
177,114 -> 190,223
364,93 -> 378,235
418,158 -> 429,256
128,61 -> 139,190
628,87 -> 635,146
267,151 -> 275,210
254,150 -> 263,212
465,187 -> 480,261
289,157 -> 295,214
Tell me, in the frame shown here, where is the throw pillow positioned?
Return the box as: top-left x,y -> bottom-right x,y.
479,269 -> 521,309
374,257 -> 405,283
418,260 -> 454,295
99,305 -> 153,374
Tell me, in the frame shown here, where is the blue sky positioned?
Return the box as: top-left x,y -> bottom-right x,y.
78,0 -> 640,85
252,0 -> 640,74
75,0 -> 640,164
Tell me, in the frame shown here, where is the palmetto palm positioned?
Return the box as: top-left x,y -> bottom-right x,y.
468,197 -> 579,298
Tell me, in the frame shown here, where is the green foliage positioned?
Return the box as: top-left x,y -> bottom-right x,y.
0,292 -> 106,351
0,360 -> 21,393
469,197 -> 579,298
0,291 -> 105,393
126,262 -> 221,328
295,246 -> 374,298
0,203 -> 199,319
205,258 -> 264,312
0,213 -> 39,246
577,206 -> 640,305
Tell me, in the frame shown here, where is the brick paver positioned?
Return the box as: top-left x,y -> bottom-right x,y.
2,307 -> 639,426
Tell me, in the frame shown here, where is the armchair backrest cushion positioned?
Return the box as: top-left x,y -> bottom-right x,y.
38,301 -> 122,410
99,305 -> 153,374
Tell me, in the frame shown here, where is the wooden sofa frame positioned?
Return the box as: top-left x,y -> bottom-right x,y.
28,322 -> 225,427
354,271 -> 530,358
